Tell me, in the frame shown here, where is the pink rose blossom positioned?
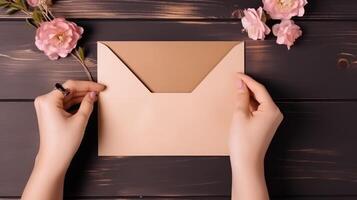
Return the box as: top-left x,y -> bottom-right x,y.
27,0 -> 52,7
35,18 -> 84,60
26,0 -> 39,7
263,0 -> 308,19
241,7 -> 271,40
272,20 -> 302,49
27,0 -> 50,7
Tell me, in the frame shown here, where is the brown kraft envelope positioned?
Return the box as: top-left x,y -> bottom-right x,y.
97,41 -> 244,156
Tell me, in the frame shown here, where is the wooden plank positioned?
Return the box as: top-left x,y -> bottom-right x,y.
0,0 -> 356,20
0,20 -> 357,100
66,197 -> 357,200
245,20 -> 357,100
0,0 -> 244,19
274,198 -> 357,200
2,197 -> 357,200
1,102 -> 357,197
0,102 -> 38,196
69,198 -> 230,200
78,197 -> 357,200
266,102 -> 357,196
0,197 -> 230,200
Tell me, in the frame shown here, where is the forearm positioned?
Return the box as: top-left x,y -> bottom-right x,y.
230,159 -> 269,200
21,155 -> 67,200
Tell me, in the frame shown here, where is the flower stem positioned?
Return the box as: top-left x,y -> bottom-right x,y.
71,53 -> 93,81
20,9 -> 32,17
5,0 -> 93,81
47,9 -> 55,19
39,5 -> 52,21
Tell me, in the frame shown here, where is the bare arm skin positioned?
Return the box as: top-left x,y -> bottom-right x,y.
21,80 -> 105,200
22,74 -> 282,200
229,73 -> 283,200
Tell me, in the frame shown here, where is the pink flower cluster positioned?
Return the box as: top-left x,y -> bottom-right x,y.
240,0 -> 307,49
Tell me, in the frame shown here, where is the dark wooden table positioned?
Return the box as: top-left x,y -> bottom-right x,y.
1,0 -> 357,199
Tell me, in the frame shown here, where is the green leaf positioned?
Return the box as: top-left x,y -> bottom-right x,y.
0,0 -> 9,8
6,7 -> 19,14
19,0 -> 27,11
9,0 -> 22,8
25,18 -> 38,28
32,8 -> 43,25
13,0 -> 27,10
77,47 -> 85,62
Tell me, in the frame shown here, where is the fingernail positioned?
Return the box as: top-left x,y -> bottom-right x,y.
97,82 -> 106,90
89,91 -> 97,101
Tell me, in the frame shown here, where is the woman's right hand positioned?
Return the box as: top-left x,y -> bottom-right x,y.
229,73 -> 283,165
229,73 -> 283,200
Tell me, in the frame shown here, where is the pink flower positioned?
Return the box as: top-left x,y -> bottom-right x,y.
27,0 -> 52,7
26,0 -> 39,7
241,7 -> 271,40
263,0 -> 308,19
35,18 -> 84,60
272,20 -> 302,49
27,0 -> 51,7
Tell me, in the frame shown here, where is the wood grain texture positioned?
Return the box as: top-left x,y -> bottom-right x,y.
1,1 -> 357,199
0,198 -> 230,200
1,102 -> 357,197
246,20 -> 357,100
0,0 -> 357,20
0,102 -> 38,196
274,198 -> 357,200
2,197 -> 357,200
0,20 -> 357,100
79,197 -> 357,200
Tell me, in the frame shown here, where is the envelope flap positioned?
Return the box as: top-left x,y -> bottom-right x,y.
103,41 -> 240,93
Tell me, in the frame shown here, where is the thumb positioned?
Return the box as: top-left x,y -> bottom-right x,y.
234,78 -> 250,117
75,91 -> 97,123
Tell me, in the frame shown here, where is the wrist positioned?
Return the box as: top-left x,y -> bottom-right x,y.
230,155 -> 265,176
34,152 -> 69,178
230,157 -> 269,200
230,150 -> 264,167
28,155 -> 67,191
